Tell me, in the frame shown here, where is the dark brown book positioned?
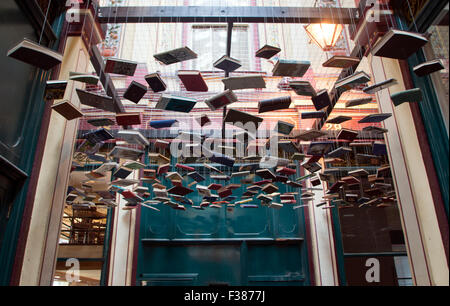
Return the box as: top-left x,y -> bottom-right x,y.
76,89 -> 116,113
196,114 -> 211,127
44,80 -> 67,100
51,100 -> 83,120
272,60 -> 311,77
337,129 -> 358,142
372,29 -> 428,60
115,112 -> 142,126
322,55 -> 360,68
167,185 -> 194,196
326,116 -> 352,124
255,169 -> 276,180
301,111 -> 325,119
224,109 -> 263,128
258,96 -> 291,113
213,55 -> 242,72
413,60 -> 445,77
311,89 -> 331,111
104,58 -> 137,76
255,44 -> 281,59
262,184 -> 279,194
145,72 -> 167,92
154,46 -> 198,65
7,38 -> 62,70
292,130 -> 327,141
87,118 -> 115,126
178,70 -> 208,91
123,81 -> 147,103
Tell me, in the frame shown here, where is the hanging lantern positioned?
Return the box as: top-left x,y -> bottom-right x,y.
304,23 -> 344,51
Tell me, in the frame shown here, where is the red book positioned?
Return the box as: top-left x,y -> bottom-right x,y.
218,188 -> 232,198
276,167 -> 297,176
254,179 -> 272,186
121,190 -> 136,199
177,70 -> 208,91
208,183 -> 222,190
116,112 -> 142,126
168,185 -> 194,196
175,163 -> 195,172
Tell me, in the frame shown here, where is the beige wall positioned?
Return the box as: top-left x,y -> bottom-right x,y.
19,36 -> 90,286
369,54 -> 448,286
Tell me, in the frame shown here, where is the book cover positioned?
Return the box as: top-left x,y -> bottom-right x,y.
156,94 -> 197,113
123,81 -> 147,103
224,108 -> 264,128
149,119 -> 178,129
188,171 -> 205,182
289,80 -> 317,97
311,89 -> 331,111
167,185 -> 194,196
196,114 -> 211,127
358,113 -> 392,123
209,153 -> 235,167
255,44 -> 281,59
109,146 -> 144,160
390,88 -> 422,106
292,130 -> 327,141
258,96 -> 291,113
326,115 -> 352,124
326,146 -> 352,158
262,184 -> 279,194
345,97 -> 373,108
413,59 -> 445,77
51,100 -> 83,120
274,121 -> 294,135
337,128 -> 358,142
372,141 -> 387,155
307,141 -> 333,156
115,113 -> 142,126
44,80 -> 67,100
104,58 -> 137,76
363,78 -> 397,94
7,38 -> 63,70
83,128 -> 114,144
205,89 -> 238,111
213,55 -> 242,72
117,130 -> 149,146
154,139 -> 170,149
87,118 -> 115,127
322,55 -> 360,68
255,169 -> 276,180
362,126 -> 388,134
372,29 -> 428,60
301,111 -> 325,119
335,71 -> 371,91
145,72 -> 167,92
222,75 -> 266,90
69,72 -> 99,85
177,70 -> 208,91
154,46 -> 198,65
76,89 -> 116,113
272,59 -> 311,77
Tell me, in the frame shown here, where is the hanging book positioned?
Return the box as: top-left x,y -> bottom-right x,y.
83,128 -> 114,144
156,94 -> 197,113
322,55 -> 360,68
272,59 -> 311,77
117,130 -> 149,147
337,128 -> 358,142
44,80 -> 67,100
213,55 -> 242,72
258,96 -> 291,113
87,118 -> 115,127
279,140 -> 300,154
76,89 -> 116,113
292,130 -> 327,141
372,29 -> 428,60
327,146 -> 352,158
154,46 -> 197,65
104,58 -> 137,76
224,109 -> 264,128
222,75 -> 266,90
255,44 -> 281,59
69,72 -> 99,85
345,97 -> 373,108
326,115 -> 352,124
177,70 -> 208,92
307,141 -> 333,156
149,119 -> 178,129
123,81 -> 147,103
210,153 -> 235,167
195,115 -> 211,127
390,88 -> 422,106
7,38 -> 63,70
168,185 -> 194,196
372,141 -> 387,155
115,112 -> 142,126
289,80 -> 317,97
301,161 -> 322,173
145,72 -> 167,92
358,113 -> 392,123
362,126 -> 388,134
301,111 -> 325,119
205,89 -> 238,111
274,121 -> 294,135
363,78 -> 397,94
311,89 -> 331,111
109,146 -> 144,160
335,71 -> 371,91
51,100 -> 83,120
413,59 -> 445,77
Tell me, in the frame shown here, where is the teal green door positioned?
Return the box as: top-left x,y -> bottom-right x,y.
137,162 -> 310,286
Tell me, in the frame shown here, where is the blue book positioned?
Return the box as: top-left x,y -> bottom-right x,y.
156,94 -> 196,113
149,119 -> 178,129
358,113 -> 392,123
372,142 -> 387,155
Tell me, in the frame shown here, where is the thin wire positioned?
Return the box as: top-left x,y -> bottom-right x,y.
406,0 -> 419,32
39,0 -> 53,45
